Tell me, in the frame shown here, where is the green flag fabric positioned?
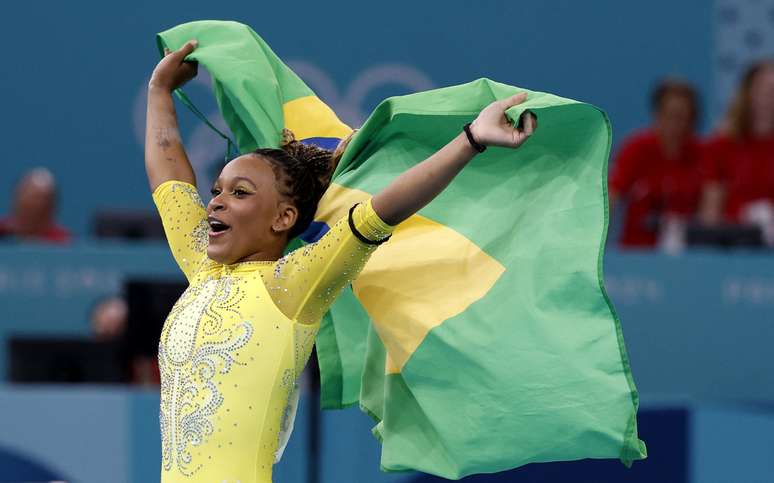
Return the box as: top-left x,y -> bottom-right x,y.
324,84 -> 649,477
158,20 -> 647,480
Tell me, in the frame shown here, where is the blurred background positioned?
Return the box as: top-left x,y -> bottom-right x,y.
1,0 -> 773,482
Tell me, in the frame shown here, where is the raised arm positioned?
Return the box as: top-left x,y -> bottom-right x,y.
268,94 -> 536,325
145,40 -> 199,192
371,93 -> 536,225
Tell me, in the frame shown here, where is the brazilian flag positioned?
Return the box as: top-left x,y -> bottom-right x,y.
158,20 -> 646,479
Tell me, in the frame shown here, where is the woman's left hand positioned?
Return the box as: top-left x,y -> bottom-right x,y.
469,92 -> 537,148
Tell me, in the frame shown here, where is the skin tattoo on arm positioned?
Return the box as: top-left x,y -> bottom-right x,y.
156,127 -> 172,150
154,126 -> 181,163
144,42 -> 198,191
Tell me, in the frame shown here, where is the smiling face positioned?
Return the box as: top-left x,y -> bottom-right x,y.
206,154 -> 298,265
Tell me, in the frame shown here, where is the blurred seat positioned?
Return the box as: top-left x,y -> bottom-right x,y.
93,210 -> 165,240
685,222 -> 764,249
8,337 -> 127,383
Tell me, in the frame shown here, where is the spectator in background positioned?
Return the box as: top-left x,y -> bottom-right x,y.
90,295 -> 159,385
609,79 -> 703,249
91,296 -> 128,342
700,60 -> 774,243
0,168 -> 70,243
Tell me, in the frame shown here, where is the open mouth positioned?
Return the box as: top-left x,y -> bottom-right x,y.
208,216 -> 231,237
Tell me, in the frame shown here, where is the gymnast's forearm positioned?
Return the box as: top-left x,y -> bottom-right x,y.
144,87 -> 196,192
371,133 -> 476,226
370,93 -> 534,226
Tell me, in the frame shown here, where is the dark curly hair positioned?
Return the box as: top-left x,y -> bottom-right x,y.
650,77 -> 699,124
254,129 -> 353,239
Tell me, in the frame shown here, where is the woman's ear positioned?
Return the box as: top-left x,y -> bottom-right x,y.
272,201 -> 299,234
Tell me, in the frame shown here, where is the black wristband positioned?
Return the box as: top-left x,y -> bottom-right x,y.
463,122 -> 487,153
348,204 -> 391,246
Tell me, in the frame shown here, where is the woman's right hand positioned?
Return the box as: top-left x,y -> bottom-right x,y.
469,93 -> 536,148
148,40 -> 199,92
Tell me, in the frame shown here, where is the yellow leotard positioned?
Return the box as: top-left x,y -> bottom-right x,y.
153,180 -> 392,483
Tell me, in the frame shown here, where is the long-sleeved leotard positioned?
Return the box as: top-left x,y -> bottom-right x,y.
153,180 -> 392,483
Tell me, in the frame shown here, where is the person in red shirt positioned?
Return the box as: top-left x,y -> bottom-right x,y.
609,79 -> 703,248
0,168 -> 71,244
700,60 -> 774,228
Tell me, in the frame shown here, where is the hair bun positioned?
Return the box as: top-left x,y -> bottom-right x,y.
277,132 -> 335,195
280,128 -> 297,147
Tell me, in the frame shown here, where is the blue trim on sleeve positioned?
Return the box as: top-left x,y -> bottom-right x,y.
300,221 -> 331,243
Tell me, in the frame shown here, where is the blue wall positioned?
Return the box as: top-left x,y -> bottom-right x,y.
2,386 -> 773,483
605,251 -> 774,403
3,246 -> 773,404
0,0 -> 713,237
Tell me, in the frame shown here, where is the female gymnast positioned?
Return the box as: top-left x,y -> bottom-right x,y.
146,40 -> 536,483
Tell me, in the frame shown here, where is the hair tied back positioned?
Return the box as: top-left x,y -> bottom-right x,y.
280,128 -> 297,147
